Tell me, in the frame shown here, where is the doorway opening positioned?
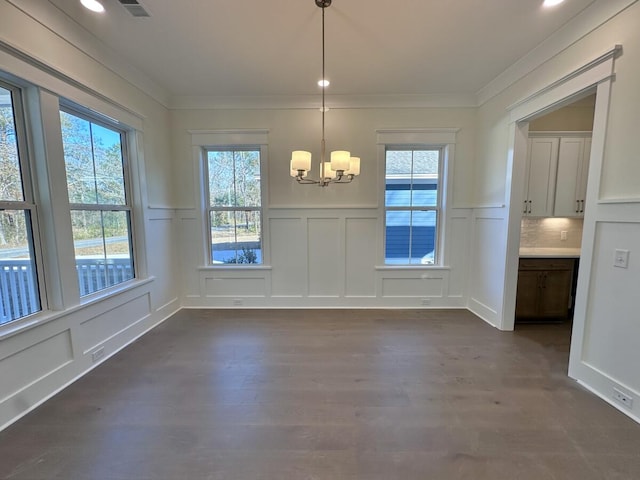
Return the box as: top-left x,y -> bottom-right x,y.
515,93 -> 596,329
499,44 -> 618,400
510,91 -> 597,368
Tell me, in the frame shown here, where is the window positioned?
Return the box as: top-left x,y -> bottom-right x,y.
385,148 -> 441,265
0,82 -> 41,324
60,108 -> 134,295
206,148 -> 262,264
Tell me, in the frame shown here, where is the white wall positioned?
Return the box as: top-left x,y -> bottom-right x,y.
0,1 -> 179,429
473,1 -> 640,421
171,107 -> 476,309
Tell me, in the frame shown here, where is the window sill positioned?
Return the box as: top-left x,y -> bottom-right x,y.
198,265 -> 272,271
0,277 -> 155,342
375,265 -> 451,271
77,277 -> 155,307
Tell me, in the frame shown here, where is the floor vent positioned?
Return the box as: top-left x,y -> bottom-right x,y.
118,0 -> 150,17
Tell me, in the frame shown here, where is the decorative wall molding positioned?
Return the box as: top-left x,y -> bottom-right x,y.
0,282 -> 180,431
180,207 -> 473,309
477,0 -> 635,105
170,93 -> 479,111
508,45 -> 620,122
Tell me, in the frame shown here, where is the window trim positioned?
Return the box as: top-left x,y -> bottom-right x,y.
59,104 -> 137,296
204,146 -> 264,266
190,129 -> 269,268
384,146 -> 444,266
376,129 -> 458,268
0,78 -> 46,324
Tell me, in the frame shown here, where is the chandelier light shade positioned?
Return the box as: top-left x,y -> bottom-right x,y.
291,150 -> 312,172
290,0 -> 361,187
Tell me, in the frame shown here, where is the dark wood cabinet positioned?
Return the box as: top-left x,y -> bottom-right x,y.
516,258 -> 575,321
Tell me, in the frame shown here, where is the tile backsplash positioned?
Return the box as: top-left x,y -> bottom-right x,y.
520,217 -> 583,248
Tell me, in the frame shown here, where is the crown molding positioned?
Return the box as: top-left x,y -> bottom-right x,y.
3,0 -> 171,108
168,93 -> 479,110
476,0 -> 639,106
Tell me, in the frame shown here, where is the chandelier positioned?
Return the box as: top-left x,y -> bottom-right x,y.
290,0 -> 361,186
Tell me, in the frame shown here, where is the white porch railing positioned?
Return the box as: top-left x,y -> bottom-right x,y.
0,258 -> 133,325
0,259 -> 39,324
75,258 -> 134,297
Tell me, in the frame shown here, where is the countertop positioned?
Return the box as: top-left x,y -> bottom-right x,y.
519,247 -> 581,258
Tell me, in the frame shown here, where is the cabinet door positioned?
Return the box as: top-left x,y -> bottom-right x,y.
525,137 -> 559,216
576,138 -> 591,215
538,269 -> 573,318
554,137 -> 586,217
515,270 -> 540,318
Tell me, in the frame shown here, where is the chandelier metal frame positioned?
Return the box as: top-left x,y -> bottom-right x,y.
290,0 -> 360,187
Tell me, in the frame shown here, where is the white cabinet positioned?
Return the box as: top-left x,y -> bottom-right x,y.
524,133 -> 591,218
523,137 -> 559,217
554,137 -> 591,217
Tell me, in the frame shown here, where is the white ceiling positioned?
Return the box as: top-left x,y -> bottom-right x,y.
44,0 -> 598,101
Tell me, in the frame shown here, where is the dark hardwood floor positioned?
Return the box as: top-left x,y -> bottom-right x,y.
1,309 -> 639,479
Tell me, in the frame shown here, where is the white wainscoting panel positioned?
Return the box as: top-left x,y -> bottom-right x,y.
0,278 -> 176,431
467,208 -> 507,327
447,210 -> 472,298
269,217 -> 306,297
177,212 -> 202,300
146,208 -> 179,312
0,330 -> 72,403
345,217 -> 377,297
582,221 -> 640,392
569,200 -> 640,424
204,276 -> 267,298
181,207 -> 473,308
307,217 -> 342,297
382,276 -> 444,298
78,293 -> 151,353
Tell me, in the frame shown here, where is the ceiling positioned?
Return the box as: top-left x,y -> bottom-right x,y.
44,0 -> 598,102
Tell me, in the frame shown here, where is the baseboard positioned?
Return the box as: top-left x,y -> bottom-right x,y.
467,297 -> 500,328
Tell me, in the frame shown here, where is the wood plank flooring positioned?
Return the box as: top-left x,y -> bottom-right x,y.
1,309 -> 639,479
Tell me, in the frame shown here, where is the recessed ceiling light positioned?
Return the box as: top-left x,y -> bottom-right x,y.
81,0 -> 105,13
543,0 -> 565,7
318,79 -> 330,88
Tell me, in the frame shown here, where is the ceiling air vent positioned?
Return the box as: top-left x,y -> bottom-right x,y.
118,0 -> 150,17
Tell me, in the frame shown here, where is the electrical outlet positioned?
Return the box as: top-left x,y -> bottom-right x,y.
614,249 -> 630,269
91,346 -> 105,363
421,298 -> 431,306
560,231 -> 568,241
613,388 -> 634,409
233,298 -> 243,306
